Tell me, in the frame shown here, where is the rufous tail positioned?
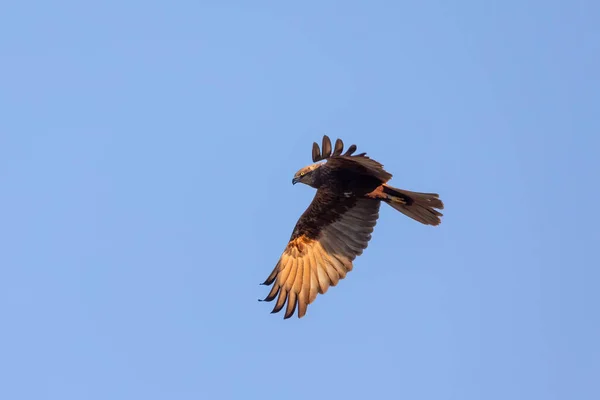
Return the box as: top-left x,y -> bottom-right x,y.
381,184 -> 444,226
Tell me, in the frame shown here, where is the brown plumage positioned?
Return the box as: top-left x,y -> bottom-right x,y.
260,135 -> 444,319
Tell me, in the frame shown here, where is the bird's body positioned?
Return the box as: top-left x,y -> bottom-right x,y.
261,135 -> 444,319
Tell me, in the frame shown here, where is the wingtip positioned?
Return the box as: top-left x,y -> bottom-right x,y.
321,135 -> 332,158
312,142 -> 321,162
332,138 -> 344,156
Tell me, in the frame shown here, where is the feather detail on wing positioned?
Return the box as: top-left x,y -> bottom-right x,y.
327,155 -> 392,183
311,135 -> 392,182
261,197 -> 380,319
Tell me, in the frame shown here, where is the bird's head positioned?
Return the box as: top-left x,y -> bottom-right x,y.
292,162 -> 323,188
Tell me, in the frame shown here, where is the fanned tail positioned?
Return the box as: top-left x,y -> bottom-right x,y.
381,184 -> 444,226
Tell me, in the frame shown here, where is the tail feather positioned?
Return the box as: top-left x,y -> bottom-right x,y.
382,184 -> 444,226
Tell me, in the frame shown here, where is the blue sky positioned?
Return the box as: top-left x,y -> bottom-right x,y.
1,1 -> 599,399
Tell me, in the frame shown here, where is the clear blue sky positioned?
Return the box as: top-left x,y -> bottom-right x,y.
1,1 -> 598,399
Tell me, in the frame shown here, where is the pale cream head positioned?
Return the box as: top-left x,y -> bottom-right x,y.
292,162 -> 324,186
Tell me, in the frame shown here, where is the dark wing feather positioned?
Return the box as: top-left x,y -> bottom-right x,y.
321,135 -> 332,158
261,190 -> 380,319
343,144 -> 357,156
312,142 -> 321,162
332,138 -> 344,156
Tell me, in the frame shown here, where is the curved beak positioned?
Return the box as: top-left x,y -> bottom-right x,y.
292,177 -> 299,185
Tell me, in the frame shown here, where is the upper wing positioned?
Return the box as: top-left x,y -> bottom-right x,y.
313,135 -> 392,182
260,191 -> 380,319
326,155 -> 392,183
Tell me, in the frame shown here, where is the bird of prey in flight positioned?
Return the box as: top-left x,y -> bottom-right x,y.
260,135 -> 444,319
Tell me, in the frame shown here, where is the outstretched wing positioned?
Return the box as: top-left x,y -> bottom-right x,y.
313,135 -> 392,182
260,191 -> 380,319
